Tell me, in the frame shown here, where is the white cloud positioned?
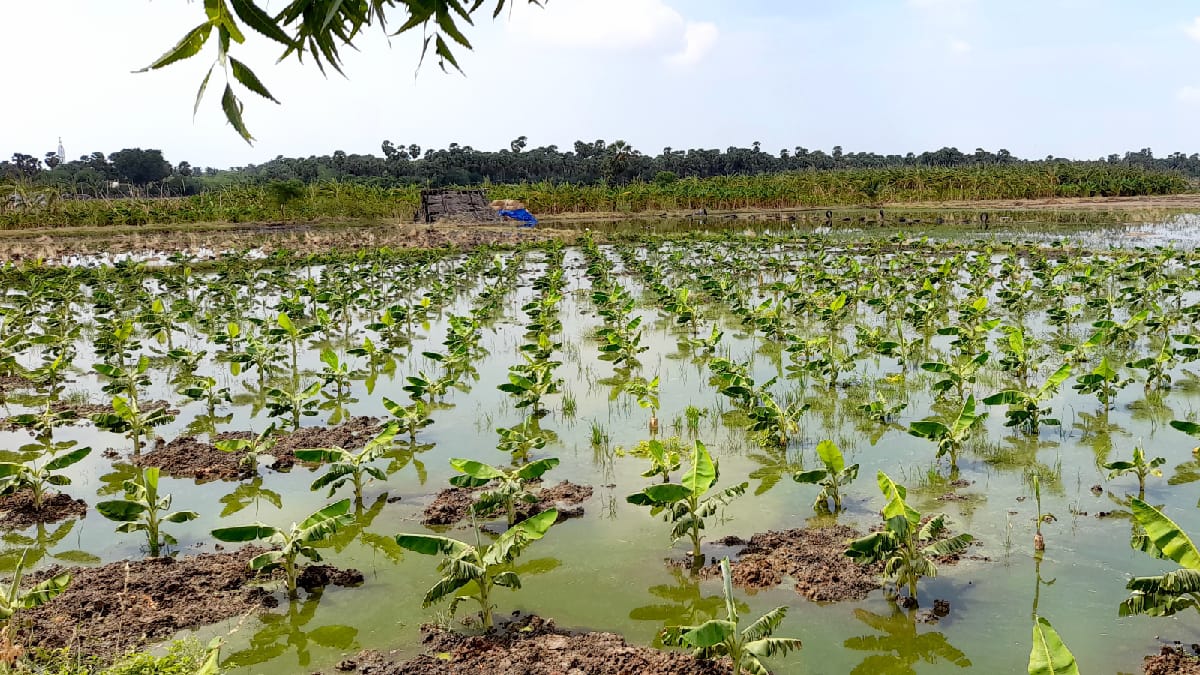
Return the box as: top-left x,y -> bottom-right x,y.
1186,17 -> 1200,42
949,39 -> 971,53
507,0 -> 716,65
668,22 -> 719,66
1177,85 -> 1200,104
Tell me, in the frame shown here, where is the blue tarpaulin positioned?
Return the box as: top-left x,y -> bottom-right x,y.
498,208 -> 538,227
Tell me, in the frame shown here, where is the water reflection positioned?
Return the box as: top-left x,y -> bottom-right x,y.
219,476 -> 284,517
221,596 -> 358,669
843,605 -> 971,674
0,518 -> 100,572
629,567 -> 748,646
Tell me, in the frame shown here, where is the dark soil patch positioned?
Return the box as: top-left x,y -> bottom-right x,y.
919,599 -> 951,623
134,434 -> 249,482
137,416 -> 383,481
1145,646 -> 1200,675
330,614 -> 730,675
517,481 -> 594,523
699,525 -> 883,602
421,480 -> 593,528
271,416 -> 382,470
0,491 -> 86,528
16,549 -> 274,661
0,374 -> 32,390
297,565 -> 366,593
422,486 -> 478,526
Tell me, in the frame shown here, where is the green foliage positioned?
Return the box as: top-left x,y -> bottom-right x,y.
0,446 -> 91,512
0,549 -> 70,622
295,422 -> 399,504
395,509 -> 558,629
1028,616 -> 1080,675
908,395 -> 986,473
213,424 -> 279,475
617,438 -> 685,483
448,457 -> 559,526
1120,498 -> 1200,617
845,472 -> 974,604
1103,447 -> 1165,497
793,440 -> 859,513
627,440 -> 748,567
982,364 -> 1072,433
661,558 -> 802,675
96,467 -> 199,557
212,499 -> 354,599
154,1 -> 548,142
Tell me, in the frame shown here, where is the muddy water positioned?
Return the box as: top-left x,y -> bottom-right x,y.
12,224 -> 1200,674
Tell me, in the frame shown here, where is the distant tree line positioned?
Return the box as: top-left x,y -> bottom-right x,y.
2,141 -> 1197,196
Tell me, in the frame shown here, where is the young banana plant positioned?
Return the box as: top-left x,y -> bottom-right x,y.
982,364 -> 1072,434
1103,447 -> 1165,499
0,446 -> 91,512
627,440 -> 748,569
96,466 -> 198,557
214,425 -> 279,475
908,395 -> 986,474
448,457 -> 559,527
0,549 -> 70,623
1071,356 -> 1131,411
1120,498 -> 1200,618
1029,616 -> 1080,675
845,472 -> 974,605
295,422 -> 399,505
793,440 -> 859,513
395,509 -> 559,629
661,558 -> 803,675
212,499 -> 355,599
382,397 -> 434,441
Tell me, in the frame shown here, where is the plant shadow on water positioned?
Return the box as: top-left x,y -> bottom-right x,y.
220,595 -> 359,670
843,604 -> 971,675
0,517 -> 100,572
628,566 -> 749,647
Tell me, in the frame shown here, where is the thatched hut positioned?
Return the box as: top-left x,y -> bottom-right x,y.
415,189 -> 502,223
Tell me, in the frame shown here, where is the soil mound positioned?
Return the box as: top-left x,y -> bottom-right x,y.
421,480 -> 593,527
1145,646 -> 1200,675
17,549 -> 273,660
136,417 -> 383,481
331,615 -> 730,675
0,491 -> 86,528
706,525 -> 883,602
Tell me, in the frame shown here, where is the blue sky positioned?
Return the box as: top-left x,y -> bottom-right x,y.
2,0 -> 1198,168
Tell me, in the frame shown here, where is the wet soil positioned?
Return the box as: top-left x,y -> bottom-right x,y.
0,223 -> 574,265
329,614 -> 730,675
16,549 -> 273,660
1145,646 -> 1200,675
0,491 -> 87,528
919,599 -> 952,624
0,374 -> 32,391
297,565 -> 366,593
136,417 -> 383,481
699,525 -> 883,602
421,481 -> 593,528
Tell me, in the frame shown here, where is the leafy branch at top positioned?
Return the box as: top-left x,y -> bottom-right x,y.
147,0 -> 548,143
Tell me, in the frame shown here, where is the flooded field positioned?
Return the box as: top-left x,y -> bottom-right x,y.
8,216 -> 1200,673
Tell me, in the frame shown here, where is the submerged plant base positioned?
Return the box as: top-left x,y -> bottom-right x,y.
421,480 -> 593,527
332,614 -> 730,675
17,549 -> 274,661
0,491 -> 87,528
694,525 -> 884,602
1144,646 -> 1200,675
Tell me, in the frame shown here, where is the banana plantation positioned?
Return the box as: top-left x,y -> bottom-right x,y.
5,223 -> 1200,674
